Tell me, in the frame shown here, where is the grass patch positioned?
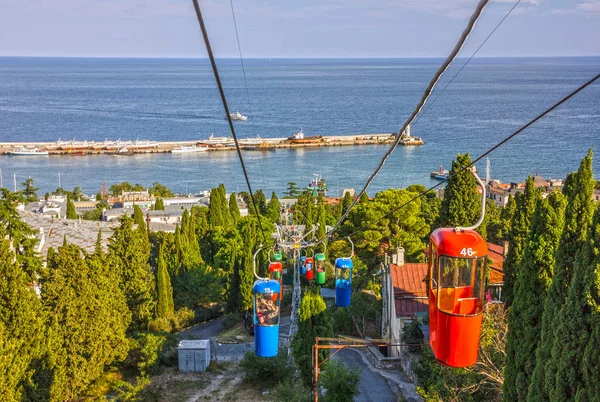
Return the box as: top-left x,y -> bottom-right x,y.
216,321 -> 253,343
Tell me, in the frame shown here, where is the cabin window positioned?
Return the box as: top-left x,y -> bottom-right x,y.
437,256 -> 486,316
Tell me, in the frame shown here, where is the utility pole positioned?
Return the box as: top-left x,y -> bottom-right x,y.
58,172 -> 61,189
13,174 -> 17,192
0,168 -> 3,188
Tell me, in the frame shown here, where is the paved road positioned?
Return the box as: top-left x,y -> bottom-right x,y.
333,349 -> 397,402
179,318 -> 224,340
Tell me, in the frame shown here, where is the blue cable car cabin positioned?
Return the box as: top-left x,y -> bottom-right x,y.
300,256 -> 307,275
334,257 -> 353,307
253,279 -> 281,357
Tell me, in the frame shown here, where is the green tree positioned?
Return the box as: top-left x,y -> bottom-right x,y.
154,197 -> 165,211
254,189 -> 268,215
291,290 -> 333,385
148,181 -> 173,198
43,243 -> 130,400
319,359 -> 361,402
545,150 -> 596,401
359,191 -> 369,203
21,177 -> 39,202
0,238 -> 45,401
66,195 -> 78,219
340,191 -> 353,215
71,185 -> 84,201
133,204 -> 145,227
229,192 -> 241,224
437,153 -> 480,229
266,191 -> 281,222
488,195 -> 516,244
503,176 -> 540,307
238,218 -> 258,312
156,244 -> 174,319
284,182 -> 302,198
503,192 -> 566,401
208,187 -> 225,228
528,150 -> 596,402
108,217 -> 155,330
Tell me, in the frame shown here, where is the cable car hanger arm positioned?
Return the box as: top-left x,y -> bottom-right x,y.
455,169 -> 486,232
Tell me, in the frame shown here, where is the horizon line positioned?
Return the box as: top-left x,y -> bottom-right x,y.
1,55 -> 599,60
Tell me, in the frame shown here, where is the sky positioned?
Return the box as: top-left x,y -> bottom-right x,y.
0,0 -> 598,58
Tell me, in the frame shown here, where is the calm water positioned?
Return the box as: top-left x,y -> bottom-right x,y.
0,57 -> 598,196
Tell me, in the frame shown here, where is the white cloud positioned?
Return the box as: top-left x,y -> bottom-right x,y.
578,0 -> 600,14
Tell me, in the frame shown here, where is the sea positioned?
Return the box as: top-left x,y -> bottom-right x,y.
0,57 -> 598,196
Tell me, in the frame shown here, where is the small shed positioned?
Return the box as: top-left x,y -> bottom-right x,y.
178,340 -> 211,372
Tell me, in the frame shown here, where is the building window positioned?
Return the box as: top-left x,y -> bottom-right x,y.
487,284 -> 503,303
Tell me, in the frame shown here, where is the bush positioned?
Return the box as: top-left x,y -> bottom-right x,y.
240,351 -> 293,387
330,307 -> 352,335
401,319 -> 424,352
171,307 -> 196,331
125,333 -> 167,376
320,359 -> 361,402
221,312 -> 241,330
272,378 -> 312,402
149,317 -> 172,333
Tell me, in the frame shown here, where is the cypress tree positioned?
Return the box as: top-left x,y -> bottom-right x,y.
133,204 -> 145,228
503,192 -> 566,401
66,195 -> 77,219
498,194 -> 516,241
43,243 -> 130,400
291,290 -> 333,385
229,192 -> 240,224
108,217 -> 155,330
316,203 -> 327,248
341,191 -> 353,215
219,184 -> 233,226
0,239 -> 45,401
238,218 -> 257,312
154,197 -> 165,211
266,191 -> 281,222
359,191 -> 369,203
437,153 -> 480,228
156,245 -> 174,319
503,176 -> 540,307
580,212 -> 600,401
528,150 -> 595,401
208,187 -> 225,228
546,150 -> 596,401
254,189 -> 268,215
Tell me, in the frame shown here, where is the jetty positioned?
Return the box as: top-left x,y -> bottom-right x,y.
0,132 -> 423,156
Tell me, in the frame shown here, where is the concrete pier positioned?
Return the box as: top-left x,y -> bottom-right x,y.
0,133 -> 424,156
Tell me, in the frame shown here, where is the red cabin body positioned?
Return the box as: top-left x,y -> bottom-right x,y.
305,257 -> 315,281
428,228 -> 487,368
269,262 -> 284,299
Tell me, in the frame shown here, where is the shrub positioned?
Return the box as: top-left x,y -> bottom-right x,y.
320,359 -> 361,402
221,312 -> 241,330
240,351 -> 293,387
401,319 -> 424,352
125,333 -> 167,376
272,378 -> 312,402
171,307 -> 196,331
149,317 -> 172,333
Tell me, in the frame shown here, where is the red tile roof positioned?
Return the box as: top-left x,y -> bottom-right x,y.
487,242 -> 505,284
390,263 -> 429,317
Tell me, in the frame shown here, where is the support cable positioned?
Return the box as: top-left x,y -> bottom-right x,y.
337,72 -> 600,240
191,0 -> 267,241
321,0 -> 491,245
412,0 -> 522,128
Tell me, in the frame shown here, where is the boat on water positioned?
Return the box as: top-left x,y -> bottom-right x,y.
239,135 -> 264,146
128,139 -> 159,150
242,141 -> 275,151
288,128 -> 323,144
430,166 -> 449,180
198,133 -> 234,146
59,139 -> 90,150
171,145 -> 208,154
7,147 -> 49,156
229,111 -> 248,121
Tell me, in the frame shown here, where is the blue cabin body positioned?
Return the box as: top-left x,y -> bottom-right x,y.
334,258 -> 353,307
300,256 -> 307,275
253,280 -> 281,357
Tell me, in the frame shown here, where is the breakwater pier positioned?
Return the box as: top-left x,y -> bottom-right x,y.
0,133 -> 423,156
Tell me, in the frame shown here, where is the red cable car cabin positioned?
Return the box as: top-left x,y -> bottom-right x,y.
268,262 -> 284,300
428,228 -> 487,368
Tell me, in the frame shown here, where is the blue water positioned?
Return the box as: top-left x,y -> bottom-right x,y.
0,57 -> 598,196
